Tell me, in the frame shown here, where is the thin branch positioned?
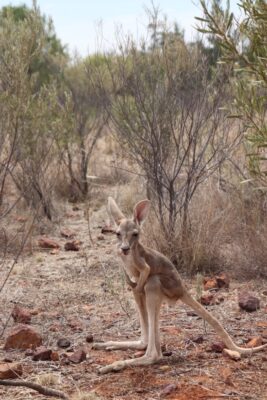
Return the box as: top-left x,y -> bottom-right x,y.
0,380 -> 69,399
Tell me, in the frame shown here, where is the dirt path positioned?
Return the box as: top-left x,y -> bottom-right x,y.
0,202 -> 267,400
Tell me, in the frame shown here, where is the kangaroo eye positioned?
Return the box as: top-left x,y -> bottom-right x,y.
116,232 -> 121,237
133,231 -> 138,237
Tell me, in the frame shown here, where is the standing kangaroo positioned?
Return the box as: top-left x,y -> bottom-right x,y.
93,197 -> 267,374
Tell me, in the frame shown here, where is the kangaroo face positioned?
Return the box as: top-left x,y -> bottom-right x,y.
116,219 -> 140,256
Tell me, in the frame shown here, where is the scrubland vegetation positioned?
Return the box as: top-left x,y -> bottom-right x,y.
0,1 -> 267,399
1,0 -> 266,276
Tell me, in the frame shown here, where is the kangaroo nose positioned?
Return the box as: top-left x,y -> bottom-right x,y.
121,243 -> 130,255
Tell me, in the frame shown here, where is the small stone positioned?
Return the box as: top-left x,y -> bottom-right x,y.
97,234 -> 105,241
223,348 -> 241,361
262,330 -> 267,339
57,338 -> 71,348
64,240 -> 80,251
32,346 -> 52,361
160,383 -> 177,397
200,293 -> 214,306
38,237 -> 60,249
246,336 -> 262,348
203,277 -> 218,291
51,351 -> 60,361
216,273 -> 230,289
238,292 -> 260,312
211,341 -> 225,353
11,305 -> 31,324
0,363 -> 23,379
2,357 -> 13,363
4,324 -> 42,350
50,249 -> 59,255
60,228 -> 76,238
163,351 -> 173,357
68,349 -> 87,364
86,334 -> 94,343
192,335 -> 204,344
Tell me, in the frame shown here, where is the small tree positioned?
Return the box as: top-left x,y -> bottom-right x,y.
198,0 -> 267,185
0,4 -> 68,219
0,3 -> 68,88
91,19 -> 240,245
62,56 -> 108,199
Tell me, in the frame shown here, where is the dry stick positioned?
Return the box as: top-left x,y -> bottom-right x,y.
0,380 -> 69,399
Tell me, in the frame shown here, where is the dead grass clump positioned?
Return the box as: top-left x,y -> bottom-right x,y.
143,180 -> 267,278
36,373 -> 61,387
118,178 -> 147,215
71,391 -> 103,400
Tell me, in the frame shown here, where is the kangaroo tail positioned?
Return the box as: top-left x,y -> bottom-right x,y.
181,291 -> 267,354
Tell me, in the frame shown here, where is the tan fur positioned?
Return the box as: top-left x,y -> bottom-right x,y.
93,197 -> 267,374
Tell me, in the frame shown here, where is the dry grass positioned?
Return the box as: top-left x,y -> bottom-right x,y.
142,179 -> 267,278
36,372 -> 61,387
71,391 -> 103,400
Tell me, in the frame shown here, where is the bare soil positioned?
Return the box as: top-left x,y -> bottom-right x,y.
0,200 -> 267,400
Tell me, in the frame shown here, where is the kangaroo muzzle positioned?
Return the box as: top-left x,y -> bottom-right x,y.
121,243 -> 130,255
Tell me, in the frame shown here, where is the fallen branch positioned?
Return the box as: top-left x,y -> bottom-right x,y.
0,380 -> 69,399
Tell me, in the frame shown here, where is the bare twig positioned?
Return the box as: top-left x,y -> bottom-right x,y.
0,380 -> 69,399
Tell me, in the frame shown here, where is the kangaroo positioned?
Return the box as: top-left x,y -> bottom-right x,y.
93,197 -> 267,374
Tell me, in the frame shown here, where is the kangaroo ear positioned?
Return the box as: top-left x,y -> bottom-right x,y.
133,200 -> 151,225
108,197 -> 125,226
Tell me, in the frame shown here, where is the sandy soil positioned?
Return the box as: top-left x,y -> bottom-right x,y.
0,201 -> 267,400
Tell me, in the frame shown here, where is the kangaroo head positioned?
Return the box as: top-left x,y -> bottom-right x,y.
108,197 -> 150,255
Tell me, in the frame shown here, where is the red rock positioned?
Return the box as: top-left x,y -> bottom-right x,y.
0,363 -> 23,379
203,273 -> 230,291
191,335 -> 204,344
203,277 -> 218,291
38,237 -> 60,249
238,292 -> 260,312
32,346 -> 52,361
64,240 -> 80,251
210,341 -> 225,353
51,351 -> 60,361
200,293 -> 214,306
4,324 -> 42,350
60,228 -> 76,238
68,349 -> 86,364
216,273 -> 230,289
11,305 -> 31,324
86,334 -> 94,343
246,336 -> 262,348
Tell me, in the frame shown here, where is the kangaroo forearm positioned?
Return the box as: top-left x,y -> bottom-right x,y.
136,266 -> 150,291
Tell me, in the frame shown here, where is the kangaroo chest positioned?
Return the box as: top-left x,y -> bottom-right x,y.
119,252 -> 140,280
